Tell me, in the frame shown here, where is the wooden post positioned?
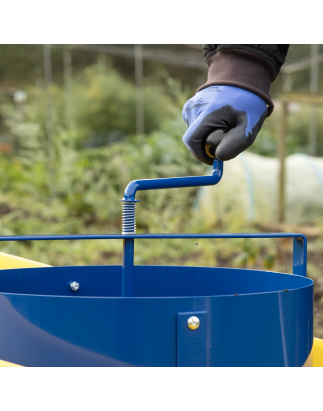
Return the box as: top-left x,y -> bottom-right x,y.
43,44 -> 55,199
63,47 -> 74,129
278,101 -> 287,223
134,44 -> 144,135
309,44 -> 319,156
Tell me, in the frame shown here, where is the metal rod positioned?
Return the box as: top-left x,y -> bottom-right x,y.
0,233 -> 306,279
120,160 -> 223,294
122,238 -> 134,297
122,159 -> 223,201
0,232 -> 307,241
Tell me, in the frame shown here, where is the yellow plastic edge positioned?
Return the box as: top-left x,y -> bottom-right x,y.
313,337 -> 323,367
0,251 -> 49,269
0,359 -> 23,367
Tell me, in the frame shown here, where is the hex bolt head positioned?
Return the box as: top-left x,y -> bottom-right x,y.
187,316 -> 200,330
70,281 -> 80,292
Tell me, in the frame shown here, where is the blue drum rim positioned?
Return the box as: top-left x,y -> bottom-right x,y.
0,265 -> 313,299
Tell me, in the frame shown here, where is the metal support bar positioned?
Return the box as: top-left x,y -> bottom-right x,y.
122,238 -> 134,297
293,237 -> 307,277
0,233 -> 307,241
0,232 -> 307,279
177,311 -> 207,367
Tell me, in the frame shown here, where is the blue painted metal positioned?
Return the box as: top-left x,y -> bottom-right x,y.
0,232 -> 307,277
0,265 -> 313,366
293,237 -> 307,277
122,239 -> 134,297
120,159 -> 223,296
118,160 -> 224,296
122,159 -> 223,201
0,232 -> 307,241
177,311 -> 207,367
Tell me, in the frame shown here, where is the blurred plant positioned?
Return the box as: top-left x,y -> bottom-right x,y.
73,65 -> 173,143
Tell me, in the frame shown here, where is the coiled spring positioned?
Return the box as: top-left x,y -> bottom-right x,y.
122,201 -> 136,234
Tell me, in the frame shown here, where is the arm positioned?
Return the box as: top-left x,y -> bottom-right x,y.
200,44 -> 290,115
182,44 -> 289,164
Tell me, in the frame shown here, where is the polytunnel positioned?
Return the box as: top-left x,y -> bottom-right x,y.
195,152 -> 323,225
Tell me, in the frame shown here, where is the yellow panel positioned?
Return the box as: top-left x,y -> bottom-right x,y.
0,359 -> 23,367
313,337 -> 323,367
303,348 -> 313,367
0,252 -> 49,269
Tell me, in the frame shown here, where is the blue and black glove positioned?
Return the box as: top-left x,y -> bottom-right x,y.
182,85 -> 268,165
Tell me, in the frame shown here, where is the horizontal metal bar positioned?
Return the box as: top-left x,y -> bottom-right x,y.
0,233 -> 306,241
122,160 -> 223,200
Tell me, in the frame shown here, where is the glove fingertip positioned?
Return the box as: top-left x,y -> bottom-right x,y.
215,146 -> 236,162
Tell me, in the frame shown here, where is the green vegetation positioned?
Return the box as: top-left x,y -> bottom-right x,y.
0,65 -> 318,280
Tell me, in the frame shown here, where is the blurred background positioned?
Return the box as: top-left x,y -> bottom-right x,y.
1,44 -> 323,335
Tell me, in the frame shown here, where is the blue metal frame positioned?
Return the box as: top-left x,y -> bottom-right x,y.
0,232 -> 307,278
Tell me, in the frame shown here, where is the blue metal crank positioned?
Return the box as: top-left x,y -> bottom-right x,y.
119,159 -> 223,296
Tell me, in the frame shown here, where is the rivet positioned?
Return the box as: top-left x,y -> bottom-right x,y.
187,316 -> 200,330
70,281 -> 80,291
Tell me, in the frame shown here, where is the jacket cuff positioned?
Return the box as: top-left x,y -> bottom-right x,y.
197,49 -> 277,116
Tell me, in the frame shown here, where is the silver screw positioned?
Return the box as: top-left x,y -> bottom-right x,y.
187,316 -> 200,330
70,281 -> 80,292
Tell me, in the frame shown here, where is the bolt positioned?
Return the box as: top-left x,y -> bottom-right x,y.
187,316 -> 200,330
70,281 -> 80,292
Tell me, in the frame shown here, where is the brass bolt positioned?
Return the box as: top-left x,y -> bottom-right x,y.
187,316 -> 200,330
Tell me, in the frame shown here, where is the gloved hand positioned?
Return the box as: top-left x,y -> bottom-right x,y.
182,85 -> 268,165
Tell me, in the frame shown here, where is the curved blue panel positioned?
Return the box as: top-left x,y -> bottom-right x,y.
0,265 -> 313,367
0,265 -> 312,297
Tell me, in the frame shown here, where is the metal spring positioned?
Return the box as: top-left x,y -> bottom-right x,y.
122,201 -> 136,234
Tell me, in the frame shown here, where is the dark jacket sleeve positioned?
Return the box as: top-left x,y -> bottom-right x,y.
197,44 -> 289,116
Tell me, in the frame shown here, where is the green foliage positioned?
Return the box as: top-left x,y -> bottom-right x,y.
74,66 -> 173,140
0,57 -> 322,276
